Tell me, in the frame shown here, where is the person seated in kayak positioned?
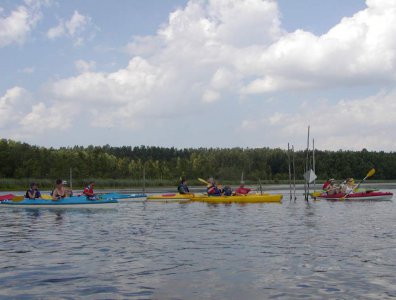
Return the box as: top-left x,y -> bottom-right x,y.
235,181 -> 251,195
322,178 -> 333,191
83,181 -> 96,198
207,177 -> 222,196
177,177 -> 190,194
52,179 -> 67,200
62,180 -> 73,197
26,182 -> 41,199
341,178 -> 356,194
325,179 -> 339,195
223,185 -> 232,196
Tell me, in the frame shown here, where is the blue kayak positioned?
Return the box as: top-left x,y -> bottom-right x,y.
100,193 -> 147,200
0,196 -> 118,208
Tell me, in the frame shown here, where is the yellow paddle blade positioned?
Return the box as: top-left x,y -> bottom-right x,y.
198,178 -> 209,185
11,195 -> 25,202
366,168 -> 375,178
41,194 -> 53,200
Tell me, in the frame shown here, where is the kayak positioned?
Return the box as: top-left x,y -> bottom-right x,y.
0,194 -> 16,201
147,193 -> 195,202
192,193 -> 283,203
316,191 -> 393,201
310,188 -> 379,199
100,193 -> 147,201
0,196 -> 118,208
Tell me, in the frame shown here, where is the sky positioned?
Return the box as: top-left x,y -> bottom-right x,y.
1,0 -> 395,151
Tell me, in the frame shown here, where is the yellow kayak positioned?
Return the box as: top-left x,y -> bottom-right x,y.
192,193 -> 283,203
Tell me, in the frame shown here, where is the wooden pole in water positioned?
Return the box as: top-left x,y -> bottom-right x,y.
313,138 -> 316,193
305,126 -> 310,201
288,143 -> 292,201
70,167 -> 73,190
143,163 -> 146,193
292,145 -> 296,201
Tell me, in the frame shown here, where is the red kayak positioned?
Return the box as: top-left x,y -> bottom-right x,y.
317,191 -> 393,201
0,194 -> 16,201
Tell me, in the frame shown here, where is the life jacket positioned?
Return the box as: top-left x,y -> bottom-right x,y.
84,185 -> 94,195
223,186 -> 232,196
178,183 -> 190,194
207,184 -> 221,196
26,189 -> 40,199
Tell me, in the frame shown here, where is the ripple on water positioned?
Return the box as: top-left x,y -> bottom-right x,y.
0,190 -> 395,299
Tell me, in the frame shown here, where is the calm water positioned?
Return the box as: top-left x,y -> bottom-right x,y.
0,189 -> 395,299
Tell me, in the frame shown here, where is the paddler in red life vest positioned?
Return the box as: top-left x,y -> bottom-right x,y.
207,177 -> 222,196
235,181 -> 251,195
324,178 -> 339,195
83,181 -> 96,198
322,178 -> 333,190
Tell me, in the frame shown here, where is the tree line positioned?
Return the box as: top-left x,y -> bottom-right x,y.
0,139 -> 395,188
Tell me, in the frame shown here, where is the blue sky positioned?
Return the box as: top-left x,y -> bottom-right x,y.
1,0 -> 395,151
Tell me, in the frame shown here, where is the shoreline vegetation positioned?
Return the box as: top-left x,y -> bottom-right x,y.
1,179 -> 396,192
0,139 -> 395,191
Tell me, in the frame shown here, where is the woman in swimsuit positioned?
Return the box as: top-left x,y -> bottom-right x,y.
52,179 -> 67,200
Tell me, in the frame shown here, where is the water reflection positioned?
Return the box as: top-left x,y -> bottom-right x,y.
0,189 -> 394,299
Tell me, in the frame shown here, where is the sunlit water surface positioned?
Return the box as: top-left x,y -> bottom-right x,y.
0,189 -> 395,299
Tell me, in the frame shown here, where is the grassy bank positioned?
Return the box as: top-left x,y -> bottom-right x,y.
0,178 -> 311,191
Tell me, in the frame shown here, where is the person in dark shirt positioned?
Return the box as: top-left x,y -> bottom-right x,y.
177,177 -> 190,194
26,182 -> 41,199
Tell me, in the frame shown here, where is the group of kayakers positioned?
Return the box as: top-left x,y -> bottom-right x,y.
25,180 -> 96,200
322,178 -> 356,195
177,177 -> 253,196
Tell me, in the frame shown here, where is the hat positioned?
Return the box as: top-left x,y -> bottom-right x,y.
240,181 -> 245,185
62,180 -> 68,185
330,178 -> 335,182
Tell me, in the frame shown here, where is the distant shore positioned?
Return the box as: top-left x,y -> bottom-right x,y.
2,182 -> 395,194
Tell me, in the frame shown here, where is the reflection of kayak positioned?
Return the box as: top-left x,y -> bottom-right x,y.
147,193 -> 195,202
0,196 -> 118,208
192,194 -> 283,203
316,191 -> 393,201
100,193 -> 147,201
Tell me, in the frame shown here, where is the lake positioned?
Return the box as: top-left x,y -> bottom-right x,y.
0,189 -> 395,299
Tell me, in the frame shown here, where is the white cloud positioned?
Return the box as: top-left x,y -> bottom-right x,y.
7,0 -> 396,149
239,89 -> 396,151
75,59 -> 96,73
47,10 -> 94,45
47,22 -> 64,39
0,1 -> 44,47
19,66 -> 35,74
0,86 -> 77,139
0,87 -> 31,126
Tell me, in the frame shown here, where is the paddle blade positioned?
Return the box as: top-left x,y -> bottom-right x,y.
198,178 -> 209,185
366,168 -> 376,178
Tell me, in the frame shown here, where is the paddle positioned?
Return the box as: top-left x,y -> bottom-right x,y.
343,168 -> 376,199
198,178 -> 210,185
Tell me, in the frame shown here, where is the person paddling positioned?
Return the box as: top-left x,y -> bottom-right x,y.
207,177 -> 222,196
342,178 -> 356,194
177,177 -> 190,194
235,181 -> 251,195
325,179 -> 339,195
83,181 -> 96,199
26,183 -> 41,199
